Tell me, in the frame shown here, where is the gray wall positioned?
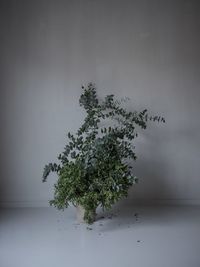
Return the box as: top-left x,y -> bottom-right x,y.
0,0 -> 200,206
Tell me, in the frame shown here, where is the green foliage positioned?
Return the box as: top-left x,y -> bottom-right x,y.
42,83 -> 165,224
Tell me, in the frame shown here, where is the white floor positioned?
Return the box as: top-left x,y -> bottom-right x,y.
1,205 -> 200,267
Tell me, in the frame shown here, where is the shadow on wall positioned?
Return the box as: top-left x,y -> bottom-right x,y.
127,122 -> 172,203
129,157 -> 170,202
0,165 -> 8,205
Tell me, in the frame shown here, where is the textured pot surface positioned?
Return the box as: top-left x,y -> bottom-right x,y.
76,205 -> 85,223
76,205 -> 96,223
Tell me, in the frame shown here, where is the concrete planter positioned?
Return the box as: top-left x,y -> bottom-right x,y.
76,205 -> 96,224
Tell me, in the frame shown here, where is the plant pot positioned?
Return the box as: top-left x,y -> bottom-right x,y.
76,205 -> 96,224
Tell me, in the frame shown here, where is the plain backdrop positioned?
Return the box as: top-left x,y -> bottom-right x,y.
0,0 -> 200,206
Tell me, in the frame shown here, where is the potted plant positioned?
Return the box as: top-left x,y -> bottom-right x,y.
42,83 -> 165,224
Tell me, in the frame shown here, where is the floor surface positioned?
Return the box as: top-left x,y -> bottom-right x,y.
0,205 -> 200,267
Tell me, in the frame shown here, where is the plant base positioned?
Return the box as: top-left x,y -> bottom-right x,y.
76,205 -> 96,224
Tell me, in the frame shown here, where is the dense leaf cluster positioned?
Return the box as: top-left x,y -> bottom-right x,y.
42,83 -> 165,223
